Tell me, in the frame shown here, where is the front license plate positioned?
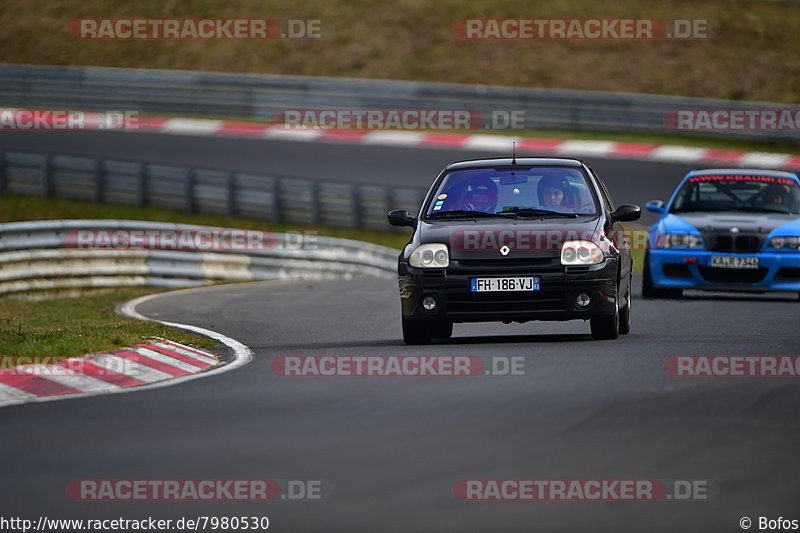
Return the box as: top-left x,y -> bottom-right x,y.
470,276 -> 541,292
711,256 -> 759,269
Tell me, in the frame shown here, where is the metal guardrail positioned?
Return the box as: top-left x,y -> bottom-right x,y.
1,63 -> 798,143
0,150 -> 426,232
0,220 -> 399,297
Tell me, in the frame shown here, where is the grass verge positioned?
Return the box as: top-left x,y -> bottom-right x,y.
0,288 -> 216,357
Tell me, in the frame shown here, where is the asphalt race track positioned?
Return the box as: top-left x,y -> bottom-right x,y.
1,132 -> 799,532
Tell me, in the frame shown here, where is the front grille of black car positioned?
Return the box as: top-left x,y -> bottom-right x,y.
457,257 -> 553,267
451,258 -> 562,275
704,233 -> 762,253
774,267 -> 800,281
422,269 -> 446,279
698,266 -> 768,283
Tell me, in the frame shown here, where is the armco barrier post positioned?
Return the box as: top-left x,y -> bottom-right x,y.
226,173 -> 236,216
271,177 -> 282,223
137,163 -> 148,206
384,187 -> 393,223
0,150 -> 6,194
311,180 -> 321,226
42,154 -> 53,198
352,183 -> 363,230
185,168 -> 196,215
93,159 -> 105,204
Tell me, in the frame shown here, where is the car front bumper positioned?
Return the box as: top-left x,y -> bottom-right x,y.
649,249 -> 800,291
398,257 -> 619,323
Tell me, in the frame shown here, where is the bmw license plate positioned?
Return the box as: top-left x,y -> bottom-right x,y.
711,256 -> 759,269
470,277 -> 540,292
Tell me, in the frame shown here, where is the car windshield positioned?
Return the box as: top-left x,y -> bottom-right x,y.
670,174 -> 800,215
425,166 -> 598,218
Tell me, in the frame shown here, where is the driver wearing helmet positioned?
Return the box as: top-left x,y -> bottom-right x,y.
758,183 -> 790,208
462,177 -> 499,213
538,171 -> 571,208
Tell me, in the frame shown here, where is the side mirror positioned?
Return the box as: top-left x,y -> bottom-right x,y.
387,209 -> 416,228
646,200 -> 666,214
611,204 -> 641,223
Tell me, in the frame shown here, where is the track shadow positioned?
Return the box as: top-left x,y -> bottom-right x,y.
257,332 -> 595,351
445,333 -> 595,344
640,292 -> 798,304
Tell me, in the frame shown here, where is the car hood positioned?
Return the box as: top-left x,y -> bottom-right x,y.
416,216 -> 602,260
659,212 -> 798,236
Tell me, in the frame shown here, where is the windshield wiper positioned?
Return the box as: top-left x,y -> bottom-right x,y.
426,210 -> 508,219
727,206 -> 793,215
495,208 -> 580,218
674,207 -> 793,215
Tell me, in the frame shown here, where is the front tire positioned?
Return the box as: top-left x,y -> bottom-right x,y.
402,319 -> 452,345
590,295 -> 619,340
642,250 -> 682,299
619,274 -> 632,335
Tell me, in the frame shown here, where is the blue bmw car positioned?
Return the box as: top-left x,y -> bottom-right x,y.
643,168 -> 800,300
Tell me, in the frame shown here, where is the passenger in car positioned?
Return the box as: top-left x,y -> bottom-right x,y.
756,183 -> 791,210
537,171 -> 577,209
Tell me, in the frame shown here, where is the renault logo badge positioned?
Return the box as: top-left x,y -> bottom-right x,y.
730,227 -> 740,234
500,245 -> 511,256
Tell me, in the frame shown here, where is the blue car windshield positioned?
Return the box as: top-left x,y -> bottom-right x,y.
670,174 -> 800,215
425,167 -> 598,217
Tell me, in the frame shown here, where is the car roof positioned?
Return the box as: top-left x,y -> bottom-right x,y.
687,168 -> 799,179
445,157 -> 585,171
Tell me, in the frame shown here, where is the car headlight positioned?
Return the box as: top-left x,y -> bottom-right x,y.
409,243 -> 449,268
561,240 -> 603,265
768,236 -> 800,250
656,233 -> 703,249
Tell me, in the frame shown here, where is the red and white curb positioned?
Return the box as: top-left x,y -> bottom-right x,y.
134,117 -> 800,171
0,288 -> 254,408
0,340 -> 218,406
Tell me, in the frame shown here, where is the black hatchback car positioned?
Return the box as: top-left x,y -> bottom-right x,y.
388,157 -> 641,344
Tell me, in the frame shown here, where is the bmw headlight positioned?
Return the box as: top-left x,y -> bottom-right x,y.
656,233 -> 703,249
409,243 -> 449,268
561,240 -> 603,265
768,236 -> 800,250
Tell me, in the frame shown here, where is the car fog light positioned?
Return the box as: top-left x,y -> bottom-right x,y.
422,295 -> 438,311
576,293 -> 591,308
